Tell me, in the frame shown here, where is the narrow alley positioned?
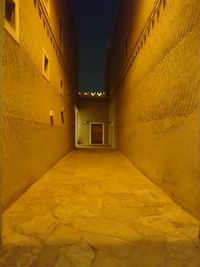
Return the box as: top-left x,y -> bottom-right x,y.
1,149 -> 200,266
1,0 -> 200,266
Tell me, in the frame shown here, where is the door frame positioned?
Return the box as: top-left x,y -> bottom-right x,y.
89,122 -> 105,145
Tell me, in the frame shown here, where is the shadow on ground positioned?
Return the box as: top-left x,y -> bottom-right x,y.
1,236 -> 200,267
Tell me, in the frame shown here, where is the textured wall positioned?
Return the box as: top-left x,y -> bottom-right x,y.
2,0 -> 78,209
77,98 -> 109,145
0,0 -> 5,243
107,0 -> 200,218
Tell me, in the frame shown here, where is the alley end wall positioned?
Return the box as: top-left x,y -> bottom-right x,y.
2,0 -> 78,209
107,0 -> 200,219
77,97 -> 109,145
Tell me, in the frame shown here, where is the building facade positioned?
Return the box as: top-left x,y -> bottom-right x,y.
106,0 -> 200,219
2,0 -> 78,208
75,93 -> 110,147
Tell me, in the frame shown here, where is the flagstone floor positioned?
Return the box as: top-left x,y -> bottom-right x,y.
1,149 -> 200,267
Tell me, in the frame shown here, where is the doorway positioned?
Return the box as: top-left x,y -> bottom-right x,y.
90,123 -> 104,144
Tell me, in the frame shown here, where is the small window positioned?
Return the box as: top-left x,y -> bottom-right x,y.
157,10 -> 160,20
59,79 -> 63,96
59,18 -> 63,45
4,0 -> 19,41
61,107 -> 65,124
125,35 -> 128,59
43,49 -> 50,81
49,110 -> 54,127
5,0 -> 15,27
61,111 -> 64,124
163,0 -> 166,9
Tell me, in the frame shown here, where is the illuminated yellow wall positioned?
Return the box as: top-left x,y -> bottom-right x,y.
0,0 -> 5,242
77,98 -> 109,145
107,0 -> 200,219
2,0 -> 78,208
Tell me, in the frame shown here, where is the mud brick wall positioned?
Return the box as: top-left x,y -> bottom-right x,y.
2,0 -> 78,209
107,0 -> 200,218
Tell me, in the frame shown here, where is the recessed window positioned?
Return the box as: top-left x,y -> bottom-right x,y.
43,49 -> 50,81
59,79 -> 63,96
157,10 -> 160,19
163,0 -> 166,9
49,110 -> 54,127
6,0 -> 15,26
125,35 -> 128,59
61,111 -> 64,124
4,0 -> 19,41
59,18 -> 63,45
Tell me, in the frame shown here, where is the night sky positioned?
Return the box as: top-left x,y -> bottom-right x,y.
72,0 -> 119,92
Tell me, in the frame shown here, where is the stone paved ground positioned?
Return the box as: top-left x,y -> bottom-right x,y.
1,149 -> 200,267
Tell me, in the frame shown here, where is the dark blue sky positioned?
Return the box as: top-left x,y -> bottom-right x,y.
72,0 -> 119,92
